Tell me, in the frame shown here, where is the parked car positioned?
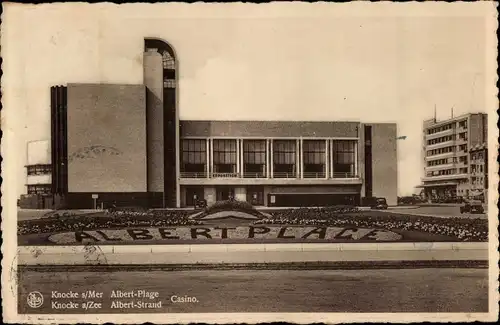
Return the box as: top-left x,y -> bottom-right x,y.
371,197 -> 388,210
398,196 -> 416,205
460,200 -> 484,214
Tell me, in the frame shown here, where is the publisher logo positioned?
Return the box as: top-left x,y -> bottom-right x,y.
27,291 -> 44,308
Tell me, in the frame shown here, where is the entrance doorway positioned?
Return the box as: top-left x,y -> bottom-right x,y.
186,186 -> 204,207
216,186 -> 235,201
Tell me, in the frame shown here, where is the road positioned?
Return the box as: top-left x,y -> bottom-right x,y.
387,205 -> 487,219
18,268 -> 488,313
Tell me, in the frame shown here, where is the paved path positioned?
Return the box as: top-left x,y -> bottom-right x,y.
17,268 -> 488,313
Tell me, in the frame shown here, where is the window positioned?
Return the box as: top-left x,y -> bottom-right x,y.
27,184 -> 51,195
243,140 -> 266,178
27,164 -> 51,176
213,139 -> 237,175
332,140 -> 356,177
181,139 -> 207,177
162,51 -> 175,70
303,140 -> 326,178
163,79 -> 176,88
246,186 -> 265,205
273,140 -> 297,178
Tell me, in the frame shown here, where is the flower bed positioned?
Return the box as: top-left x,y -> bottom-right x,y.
18,207 -> 488,242
18,210 -> 202,236
255,209 -> 487,241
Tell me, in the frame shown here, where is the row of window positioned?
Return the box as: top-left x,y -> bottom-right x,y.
27,184 -> 51,195
471,151 -> 485,161
427,135 -> 453,145
426,144 -> 469,157
427,156 -> 469,167
426,120 -> 467,135
426,169 -> 456,177
27,164 -> 51,176
427,123 -> 453,135
427,146 -> 455,156
471,177 -> 485,186
181,139 -> 356,176
426,167 -> 469,177
427,158 -> 451,167
471,165 -> 485,174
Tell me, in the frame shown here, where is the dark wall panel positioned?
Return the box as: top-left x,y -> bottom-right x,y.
50,86 -> 68,195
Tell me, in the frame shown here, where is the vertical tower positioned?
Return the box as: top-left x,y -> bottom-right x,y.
144,39 -> 179,208
50,85 -> 68,198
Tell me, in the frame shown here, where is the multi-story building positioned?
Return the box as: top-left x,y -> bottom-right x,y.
26,37 -> 399,209
420,112 -> 488,202
469,143 -> 488,203
19,140 -> 58,209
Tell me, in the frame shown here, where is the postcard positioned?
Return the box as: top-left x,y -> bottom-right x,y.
1,1 -> 498,323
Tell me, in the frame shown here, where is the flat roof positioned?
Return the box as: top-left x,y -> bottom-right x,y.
423,112 -> 487,129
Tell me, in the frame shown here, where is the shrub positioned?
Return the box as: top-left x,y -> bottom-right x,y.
205,200 -> 256,213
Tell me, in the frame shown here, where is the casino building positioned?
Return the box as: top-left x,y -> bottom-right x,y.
22,38 -> 398,209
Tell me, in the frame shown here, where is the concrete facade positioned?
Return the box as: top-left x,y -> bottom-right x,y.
370,124 -> 398,206
144,50 -> 165,193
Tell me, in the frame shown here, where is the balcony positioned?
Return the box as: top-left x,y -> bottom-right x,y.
421,173 -> 469,182
303,172 -> 326,179
26,174 -> 52,185
425,151 -> 455,160
331,172 -> 358,178
243,172 -> 267,179
273,171 -> 297,179
180,172 -> 208,178
425,163 -> 455,171
425,140 -> 455,150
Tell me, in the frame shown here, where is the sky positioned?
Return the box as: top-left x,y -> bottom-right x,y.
2,2 -> 496,198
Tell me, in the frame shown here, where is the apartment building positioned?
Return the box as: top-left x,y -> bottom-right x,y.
420,113 -> 488,202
